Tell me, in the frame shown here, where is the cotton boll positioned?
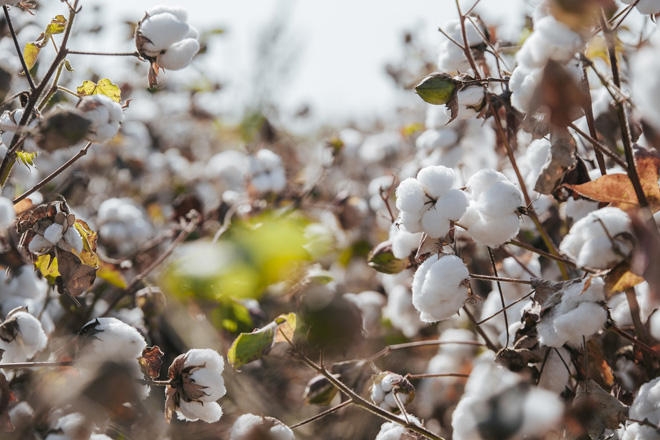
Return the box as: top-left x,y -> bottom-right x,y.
230,413 -> 295,440
137,11 -> 191,56
474,181 -> 524,218
205,150 -> 249,190
0,309 -> 48,364
62,226 -> 83,254
375,416 -> 423,440
158,38 -> 200,70
176,400 -> 223,423
0,196 -> 14,230
43,223 -> 63,245
78,95 -> 124,143
518,386 -> 565,437
395,177 -> 426,214
79,317 -> 147,362
417,165 -> 456,199
650,312 -> 660,341
421,205 -> 452,238
509,65 -> 543,113
434,189 -> 469,222
631,41 -> 660,132
629,377 -> 660,425
560,207 -> 633,270
460,206 -> 521,247
412,254 -> 469,322
382,284 -> 425,338
415,128 -> 458,152
425,104 -> 452,128
534,16 -> 584,63
437,20 -> 484,74
249,149 -> 287,193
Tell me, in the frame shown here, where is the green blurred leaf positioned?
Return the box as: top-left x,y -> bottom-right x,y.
227,323 -> 276,369
23,43 -> 40,71
16,150 -> 37,167
211,299 -> 253,334
227,313 -> 297,369
414,72 -> 457,105
368,241 -> 409,274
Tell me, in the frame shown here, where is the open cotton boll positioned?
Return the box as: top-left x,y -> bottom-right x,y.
509,65 -> 543,113
137,10 -> 191,56
382,283 -> 425,338
78,95 -> 123,143
559,207 -> 633,270
230,413 -> 295,440
460,205 -> 522,247
375,415 -> 423,440
78,317 -> 147,362
437,20 -> 484,74
619,377 -> 660,439
417,165 -> 457,199
412,254 -> 469,322
158,38 -> 200,70
474,181 -> 524,218
415,128 -> 458,152
537,277 -> 607,347
395,177 -> 426,214
249,149 -> 287,193
0,308 -> 48,364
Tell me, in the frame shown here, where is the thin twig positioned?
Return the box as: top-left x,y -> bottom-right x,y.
369,339 -> 484,361
462,305 -> 498,351
470,273 -> 533,285
406,372 -> 470,380
0,360 -> 73,369
488,247 -> 510,347
507,238 -> 576,267
476,290 -> 534,325
3,5 -> 35,90
568,122 -> 627,168
67,49 -> 140,57
289,400 -> 353,430
13,141 -> 93,204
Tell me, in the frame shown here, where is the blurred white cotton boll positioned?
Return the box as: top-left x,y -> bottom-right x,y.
375,415 -> 423,440
560,207 -> 633,270
382,283 -> 425,338
249,149 -> 286,193
437,19 -> 485,74
631,38 -> 660,132
230,413 -> 295,440
78,94 -> 123,143
618,377 -> 660,439
415,128 -> 458,152
97,197 -> 154,255
412,254 -> 469,322
0,196 -> 14,229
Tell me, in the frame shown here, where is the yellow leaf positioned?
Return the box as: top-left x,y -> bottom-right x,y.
76,78 -> 121,102
45,15 -> 66,36
23,43 -> 40,71
35,254 -> 60,281
73,219 -> 100,268
97,261 -> 127,289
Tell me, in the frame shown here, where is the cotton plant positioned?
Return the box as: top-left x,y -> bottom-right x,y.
229,413 -> 295,440
559,207 -> 634,270
452,354 -> 564,440
135,5 -> 200,71
165,348 -> 227,423
459,169 -> 525,247
411,253 -> 470,322
394,165 -> 467,239
96,197 -> 154,255
618,377 -> 660,439
536,277 -> 607,348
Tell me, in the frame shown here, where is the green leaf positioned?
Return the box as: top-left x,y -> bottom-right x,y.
227,313 -> 297,369
23,43 -> 40,71
76,78 -> 121,102
368,241 -> 409,274
414,72 -> 458,105
16,150 -> 37,167
45,15 -> 66,36
63,60 -> 74,72
227,323 -> 276,369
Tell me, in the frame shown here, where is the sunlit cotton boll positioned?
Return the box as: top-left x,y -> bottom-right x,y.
375,415 -> 424,440
537,277 -> 607,348
515,16 -> 584,68
230,413 -> 294,440
136,5 -> 200,70
0,308 -> 47,364
97,198 -> 154,255
411,254 -> 469,322
78,94 -> 123,143
559,207 -> 633,270
460,169 -> 524,247
166,348 -> 226,423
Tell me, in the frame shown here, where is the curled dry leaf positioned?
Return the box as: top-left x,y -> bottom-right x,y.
535,127 -> 577,194
139,345 -> 165,380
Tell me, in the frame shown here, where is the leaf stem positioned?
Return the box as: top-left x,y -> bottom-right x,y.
66,49 -> 140,58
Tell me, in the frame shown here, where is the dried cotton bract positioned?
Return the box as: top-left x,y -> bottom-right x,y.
136,6 -> 200,71
411,254 -> 469,322
165,348 -> 227,423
